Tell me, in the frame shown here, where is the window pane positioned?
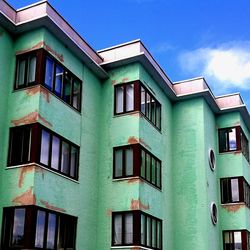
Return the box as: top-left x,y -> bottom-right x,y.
231,179 -> 240,202
124,213 -> 133,244
151,158 -> 156,184
61,141 -> 70,175
156,103 -> 161,129
152,219 -> 156,247
141,150 -> 146,178
51,136 -> 60,170
234,232 -> 242,250
55,64 -> 63,97
151,98 -> 156,124
16,59 -> 26,87
113,214 -> 122,245
141,87 -> 146,114
221,179 -> 230,203
27,55 -> 36,83
73,80 -> 81,110
35,210 -> 46,248
115,149 -> 123,177
12,208 -> 25,246
146,93 -> 151,119
40,130 -> 50,165
229,128 -> 237,150
63,73 -> 72,104
46,213 -> 56,249
157,221 -> 162,249
156,161 -> 161,188
70,146 -> 78,178
125,84 -> 134,112
125,148 -> 133,176
45,57 -> 54,90
146,153 -> 151,181
147,216 -> 152,247
141,214 -> 146,245
115,86 -> 124,113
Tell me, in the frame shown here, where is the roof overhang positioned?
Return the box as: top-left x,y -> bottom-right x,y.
0,0 -> 108,79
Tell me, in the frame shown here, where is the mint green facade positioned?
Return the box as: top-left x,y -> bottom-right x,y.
0,2 -> 250,250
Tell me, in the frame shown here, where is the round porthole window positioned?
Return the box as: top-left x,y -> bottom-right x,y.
209,149 -> 216,171
211,202 -> 218,225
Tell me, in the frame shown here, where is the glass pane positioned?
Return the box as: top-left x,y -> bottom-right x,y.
51,136 -> 60,170
141,87 -> 146,114
125,84 -> 134,112
113,214 -> 122,245
231,179 -> 240,202
45,57 -> 54,90
156,161 -> 161,188
229,128 -> 237,150
40,130 -> 50,165
70,146 -> 78,178
124,213 -> 133,244
115,86 -> 124,113
16,59 -> 26,87
147,216 -> 152,247
115,149 -> 123,177
125,148 -> 133,176
157,221 -> 162,249
46,213 -> 56,249
22,126 -> 32,163
152,219 -> 156,247
146,153 -> 151,181
141,214 -> 146,245
73,80 -> 81,110
151,98 -> 156,124
55,64 -> 63,97
61,141 -> 70,175
35,210 -> 46,248
234,232 -> 242,250
151,158 -> 156,184
156,104 -> 161,129
27,55 -> 36,83
12,209 -> 25,246
141,150 -> 146,178
63,73 -> 72,104
146,93 -> 151,119
10,129 -> 22,165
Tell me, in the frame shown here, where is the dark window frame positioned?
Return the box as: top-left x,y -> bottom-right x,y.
220,176 -> 250,208
112,211 -> 162,250
14,49 -> 82,112
113,144 -> 162,189
114,81 -> 161,130
218,126 -> 249,162
1,205 -> 77,250
8,123 -> 80,180
223,230 -> 250,250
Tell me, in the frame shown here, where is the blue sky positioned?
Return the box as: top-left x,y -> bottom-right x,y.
8,0 -> 250,107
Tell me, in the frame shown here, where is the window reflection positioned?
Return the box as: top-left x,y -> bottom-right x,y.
45,57 -> 54,90
114,214 -> 122,245
124,213 -> 133,244
125,84 -> 134,112
61,141 -> 70,175
46,213 -> 56,249
12,208 -> 25,246
55,65 -> 63,97
35,210 -> 46,248
231,179 -> 240,202
51,136 -> 60,170
40,130 -> 50,165
116,86 -> 124,114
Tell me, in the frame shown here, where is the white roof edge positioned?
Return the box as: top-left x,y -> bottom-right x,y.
16,0 -> 47,11
216,92 -> 241,98
173,76 -> 205,84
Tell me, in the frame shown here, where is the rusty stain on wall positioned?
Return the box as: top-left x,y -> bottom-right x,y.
106,209 -> 113,216
122,77 -> 129,83
44,42 -> 64,62
19,165 -> 44,188
222,204 -> 245,212
127,177 -> 144,184
130,199 -> 149,210
16,41 -> 44,54
26,85 -> 50,103
40,199 -> 66,213
12,187 -> 36,205
111,80 -> 116,85
11,111 -> 52,128
127,136 -> 151,150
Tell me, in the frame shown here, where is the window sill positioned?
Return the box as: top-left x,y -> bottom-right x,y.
6,163 -> 79,184
112,176 -> 162,192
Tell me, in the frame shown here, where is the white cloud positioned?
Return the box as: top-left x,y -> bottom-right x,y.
178,42 -> 250,90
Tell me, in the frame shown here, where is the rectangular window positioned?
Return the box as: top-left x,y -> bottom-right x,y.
15,50 -> 82,112
114,81 -> 161,130
223,230 -> 250,250
1,206 -> 77,250
112,211 -> 162,250
113,144 -> 162,189
220,177 -> 250,207
219,126 -> 249,161
8,124 -> 79,180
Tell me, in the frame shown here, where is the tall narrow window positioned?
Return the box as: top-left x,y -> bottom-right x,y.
12,208 -> 25,247
55,64 -> 63,97
63,73 -> 72,104
45,56 -> 54,90
223,231 -> 250,250
114,81 -> 161,130
112,211 -> 162,249
219,127 -> 249,161
35,210 -> 46,248
40,130 -> 50,165
113,144 -> 161,189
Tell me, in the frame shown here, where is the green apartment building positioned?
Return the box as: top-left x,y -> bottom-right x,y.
0,1 -> 249,249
